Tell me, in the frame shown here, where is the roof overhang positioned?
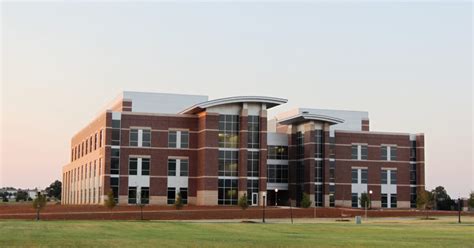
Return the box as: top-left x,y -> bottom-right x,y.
278,113 -> 344,126
179,96 -> 288,114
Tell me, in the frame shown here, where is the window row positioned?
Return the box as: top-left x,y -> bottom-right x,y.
72,129 -> 104,161
267,146 -> 289,160
111,154 -> 189,177
351,168 -> 397,184
66,187 -> 102,205
351,193 -> 397,208
351,144 -> 398,161
167,187 -> 188,204
68,158 -> 103,182
128,187 -> 150,204
267,164 -> 288,183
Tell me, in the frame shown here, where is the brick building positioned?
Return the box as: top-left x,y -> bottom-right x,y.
62,91 -> 424,208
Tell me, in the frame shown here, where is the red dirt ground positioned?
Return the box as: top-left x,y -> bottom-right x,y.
1,204 -> 471,221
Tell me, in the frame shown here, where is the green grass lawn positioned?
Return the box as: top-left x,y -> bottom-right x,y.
0,218 -> 473,247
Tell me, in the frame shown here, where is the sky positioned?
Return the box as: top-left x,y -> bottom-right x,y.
1,1 -> 472,197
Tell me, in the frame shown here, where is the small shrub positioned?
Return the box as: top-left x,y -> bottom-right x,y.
238,194 -> 249,210
301,193 -> 312,208
175,192 -> 183,210
104,191 -> 116,210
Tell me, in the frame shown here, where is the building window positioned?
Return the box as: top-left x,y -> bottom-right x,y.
381,146 -> 388,161
381,170 -> 388,184
329,136 -> 336,158
94,133 -> 97,150
314,160 -> 323,183
89,137 -> 93,153
267,164 -> 288,183
129,158 -> 138,175
351,145 -> 358,160
110,148 -> 120,174
361,169 -> 368,184
267,146 -> 289,160
110,177 -> 119,203
141,187 -> 149,204
329,160 -> 335,183
361,145 -> 368,160
168,159 -> 176,176
315,130 -> 323,159
352,144 -> 368,160
381,194 -> 388,208
329,184 -> 335,207
247,151 -> 259,177
382,145 -> 397,161
168,158 -> 188,177
218,115 -> 239,148
382,169 -> 396,185
296,132 -> 304,159
410,141 -> 417,161
142,158 -> 150,176
180,131 -> 189,148
131,129 -> 151,147
111,120 -> 121,146
315,184 -> 323,207
218,179 -> 238,205
410,164 -> 417,185
410,187 -> 417,208
390,147 -> 397,161
180,160 -> 188,176
390,170 -> 397,184
130,129 -> 139,146
99,130 -> 103,147
168,130 -> 189,148
351,169 -> 358,183
247,115 -> 260,149
167,187 -> 176,204
168,131 -> 177,147
128,187 -> 137,204
142,130 -> 151,147
179,188 -> 188,204
218,150 -> 238,177
390,194 -> 397,208
85,141 -> 88,155
352,193 -> 358,208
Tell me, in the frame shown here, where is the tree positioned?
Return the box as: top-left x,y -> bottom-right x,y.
174,192 -> 183,210
104,191 -> 116,210
46,180 -> 62,200
431,186 -> 455,210
301,193 -> 312,208
360,193 -> 371,209
417,189 -> 434,219
16,191 -> 28,202
32,192 -> 47,221
0,192 -> 8,202
468,192 -> 474,210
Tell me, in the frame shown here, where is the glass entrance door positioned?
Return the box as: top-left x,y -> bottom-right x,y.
252,193 -> 258,206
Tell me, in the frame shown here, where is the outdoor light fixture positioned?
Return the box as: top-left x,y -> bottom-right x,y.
274,188 -> 278,206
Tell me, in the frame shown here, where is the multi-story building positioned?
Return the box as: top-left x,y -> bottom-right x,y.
62,91 -> 425,208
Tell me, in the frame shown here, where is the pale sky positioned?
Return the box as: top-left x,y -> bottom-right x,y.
1,1 -> 472,197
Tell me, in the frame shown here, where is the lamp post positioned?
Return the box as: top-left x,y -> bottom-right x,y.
365,190 -> 373,220
274,188 -> 278,206
369,190 -> 373,209
262,193 -> 266,223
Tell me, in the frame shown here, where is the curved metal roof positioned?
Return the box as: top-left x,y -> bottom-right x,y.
179,96 -> 288,114
278,113 -> 345,125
